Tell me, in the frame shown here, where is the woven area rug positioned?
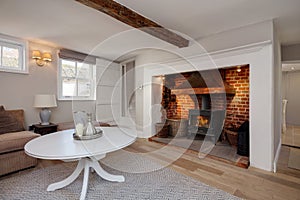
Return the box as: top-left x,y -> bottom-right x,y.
0,155 -> 239,200
288,148 -> 300,170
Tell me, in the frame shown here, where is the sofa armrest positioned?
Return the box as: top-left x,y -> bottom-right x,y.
0,131 -> 40,154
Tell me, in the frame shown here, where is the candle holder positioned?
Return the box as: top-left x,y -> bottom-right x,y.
73,111 -> 103,140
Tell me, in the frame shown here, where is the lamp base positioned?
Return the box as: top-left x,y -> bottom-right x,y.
40,108 -> 51,125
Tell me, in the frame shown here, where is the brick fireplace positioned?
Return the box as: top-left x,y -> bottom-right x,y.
161,65 -> 249,138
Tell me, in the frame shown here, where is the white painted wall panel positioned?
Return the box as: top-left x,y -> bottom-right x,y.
96,104 -> 120,122
284,71 -> 300,125
96,59 -> 121,123
96,85 -> 120,105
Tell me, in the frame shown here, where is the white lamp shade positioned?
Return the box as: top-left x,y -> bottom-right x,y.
33,95 -> 57,108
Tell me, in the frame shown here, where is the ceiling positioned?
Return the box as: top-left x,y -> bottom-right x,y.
0,0 -> 300,61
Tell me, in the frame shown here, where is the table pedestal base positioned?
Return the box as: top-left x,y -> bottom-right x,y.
47,156 -> 124,200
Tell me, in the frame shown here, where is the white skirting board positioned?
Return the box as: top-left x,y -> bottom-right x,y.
273,140 -> 282,173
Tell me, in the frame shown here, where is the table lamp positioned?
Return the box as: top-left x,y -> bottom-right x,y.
33,94 -> 57,125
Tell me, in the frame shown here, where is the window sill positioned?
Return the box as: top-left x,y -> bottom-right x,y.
58,97 -> 96,101
0,68 -> 29,75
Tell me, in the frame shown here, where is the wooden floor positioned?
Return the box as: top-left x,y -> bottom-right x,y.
125,139 -> 300,200
2,139 -> 300,200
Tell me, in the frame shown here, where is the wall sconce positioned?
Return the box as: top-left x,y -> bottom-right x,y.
236,66 -> 242,73
32,50 -> 52,66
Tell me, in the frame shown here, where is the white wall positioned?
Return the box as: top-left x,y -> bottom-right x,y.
282,44 -> 300,61
96,59 -> 121,123
282,71 -> 300,125
198,21 -> 273,53
272,22 -> 282,172
0,42 -> 74,127
0,41 -> 111,127
135,56 -> 147,133
281,43 -> 300,126
282,72 -> 287,99
135,20 -> 276,171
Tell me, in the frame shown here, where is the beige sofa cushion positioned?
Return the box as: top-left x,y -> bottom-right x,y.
0,131 -> 40,154
6,109 -> 26,130
0,109 -> 25,134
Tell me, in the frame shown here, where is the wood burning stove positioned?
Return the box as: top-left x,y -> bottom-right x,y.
187,109 -> 226,144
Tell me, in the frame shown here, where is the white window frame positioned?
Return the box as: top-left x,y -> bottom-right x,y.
0,34 -> 28,74
58,58 -> 96,101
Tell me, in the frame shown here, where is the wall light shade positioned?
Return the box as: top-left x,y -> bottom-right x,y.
33,94 -> 57,125
32,50 -> 52,66
32,50 -> 42,59
42,52 -> 52,62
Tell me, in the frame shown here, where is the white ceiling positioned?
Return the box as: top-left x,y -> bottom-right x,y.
0,0 -> 300,60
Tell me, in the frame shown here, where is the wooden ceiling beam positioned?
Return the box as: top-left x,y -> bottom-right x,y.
76,0 -> 189,48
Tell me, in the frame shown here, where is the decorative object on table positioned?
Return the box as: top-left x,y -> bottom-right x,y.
33,94 -> 57,125
73,111 -> 87,135
73,111 -> 102,140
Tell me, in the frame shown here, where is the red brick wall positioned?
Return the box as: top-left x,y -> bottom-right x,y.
225,66 -> 249,128
162,65 -> 249,128
176,95 -> 198,118
163,74 -> 196,119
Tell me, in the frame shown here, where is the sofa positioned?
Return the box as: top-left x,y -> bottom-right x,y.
0,106 -> 40,176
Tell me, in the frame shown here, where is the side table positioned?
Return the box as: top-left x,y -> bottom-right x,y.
30,123 -> 58,135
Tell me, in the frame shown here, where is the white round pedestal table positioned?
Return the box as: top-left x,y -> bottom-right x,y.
25,127 -> 136,200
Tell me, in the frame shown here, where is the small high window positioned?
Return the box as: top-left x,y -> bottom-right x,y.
0,34 -> 27,74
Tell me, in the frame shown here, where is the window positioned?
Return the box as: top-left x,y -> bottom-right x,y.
58,58 -> 96,100
0,35 -> 27,73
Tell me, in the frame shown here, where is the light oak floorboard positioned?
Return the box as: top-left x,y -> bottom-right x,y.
126,139 -> 300,200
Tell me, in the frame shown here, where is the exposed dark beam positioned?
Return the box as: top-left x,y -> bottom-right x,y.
76,0 -> 189,48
